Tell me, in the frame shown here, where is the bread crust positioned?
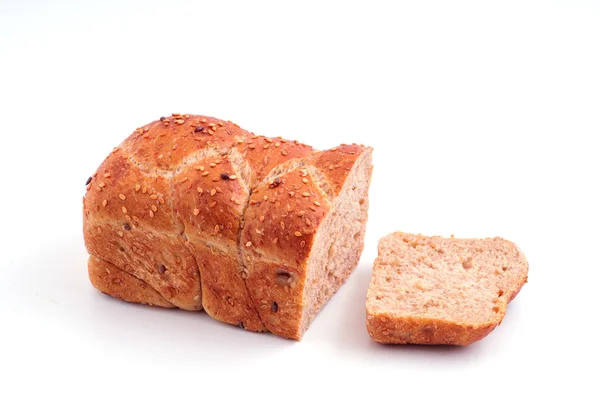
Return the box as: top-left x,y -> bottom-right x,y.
84,115 -> 371,339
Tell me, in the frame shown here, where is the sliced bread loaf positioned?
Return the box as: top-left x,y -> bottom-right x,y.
366,232 -> 528,346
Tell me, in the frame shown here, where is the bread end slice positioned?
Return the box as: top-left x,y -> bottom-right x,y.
366,232 -> 528,346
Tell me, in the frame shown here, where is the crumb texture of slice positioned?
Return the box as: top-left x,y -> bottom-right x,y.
366,232 -> 528,346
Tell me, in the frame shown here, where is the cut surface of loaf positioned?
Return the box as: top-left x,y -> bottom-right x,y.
366,232 -> 528,346
83,114 -> 373,340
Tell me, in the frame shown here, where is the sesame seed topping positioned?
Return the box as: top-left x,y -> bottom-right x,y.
280,221 -> 285,229
306,219 -> 312,226
302,178 -> 308,184
195,166 -> 204,171
103,173 -> 111,178
275,142 -> 281,147
208,123 -> 216,127
301,169 -> 308,177
265,138 -> 273,143
197,187 -> 203,194
96,226 -> 102,233
172,113 -> 180,116
193,295 -> 200,301
249,144 -> 256,149
119,194 -> 126,201
273,237 -> 278,244
300,240 -> 306,248
202,171 -> 209,176
158,197 -> 165,204
295,231 -> 302,237
309,206 -> 317,211
216,187 -> 222,193
281,149 -> 288,156
214,225 -> 219,233
209,201 -> 216,207
302,192 -> 310,197
263,144 -> 270,149
118,231 -> 124,237
150,194 -> 158,200
201,118 -> 207,123
259,215 -> 265,222
289,192 -> 295,197
180,177 -> 188,183
246,241 -> 252,247
218,121 -> 224,127
263,195 -> 268,201
151,205 -> 157,212
102,199 -> 107,207
229,175 -> 237,180
149,210 -> 154,218
135,184 -> 141,192
98,182 -> 106,188
269,177 -> 281,188
175,119 -> 185,125
234,199 -> 241,205
210,189 -> 216,196
142,187 -> 147,194
122,206 -> 127,214
314,201 -> 321,206
193,208 -> 200,216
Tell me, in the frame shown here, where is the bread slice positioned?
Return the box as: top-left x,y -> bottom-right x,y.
366,232 -> 528,346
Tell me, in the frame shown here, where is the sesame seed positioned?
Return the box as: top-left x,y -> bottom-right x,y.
201,118 -> 207,123
85,176 -> 92,186
210,189 -> 216,196
295,231 -> 302,237
302,178 -> 308,184
150,194 -> 158,200
281,150 -> 288,156
202,171 -> 209,176
259,215 -> 265,222
195,166 -> 204,171
300,240 -> 306,248
214,225 -> 219,233
208,123 -> 216,127
175,119 -> 185,125
314,201 -> 321,206
265,138 -> 273,143
142,187 -> 147,194
158,197 -> 165,204
302,192 -> 310,197
289,192 -> 295,197
97,226 -> 102,233
212,177 -> 219,182
280,221 -> 285,229
194,295 -> 200,301
193,208 -> 200,216
118,231 -> 124,237
86,185 -> 92,191
269,177 -> 281,188
229,175 -> 237,180
249,144 -> 256,149
209,201 -> 216,207
149,210 -> 154,218
301,169 -> 308,177
95,187 -> 102,192
309,206 -> 317,211
218,121 -> 224,127
135,184 -> 141,192
216,187 -> 222,193
263,195 -> 268,201
210,163 -> 216,167
234,199 -> 241,205
306,219 -> 311,226
246,241 -> 252,247
143,127 -> 149,132
103,173 -> 111,178
119,194 -> 126,201
197,187 -> 203,194
273,237 -> 278,244
263,144 -> 269,149
275,142 -> 281,147
180,177 -> 188,183
98,182 -> 106,188
172,113 -> 180,116
151,205 -> 157,212
102,199 -> 107,207
122,206 -> 127,214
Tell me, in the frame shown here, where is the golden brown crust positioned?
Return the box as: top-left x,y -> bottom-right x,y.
88,256 -> 176,308
366,312 -> 500,346
84,114 -> 372,339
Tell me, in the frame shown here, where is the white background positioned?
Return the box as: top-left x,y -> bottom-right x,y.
1,1 -> 598,396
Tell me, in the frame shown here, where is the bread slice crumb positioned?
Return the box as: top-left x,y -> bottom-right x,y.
366,232 -> 528,346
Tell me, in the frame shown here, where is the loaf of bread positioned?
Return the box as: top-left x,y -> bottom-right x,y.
83,114 -> 373,340
366,232 -> 528,345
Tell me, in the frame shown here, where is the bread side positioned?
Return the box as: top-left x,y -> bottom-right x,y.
83,114 -> 372,339
242,145 -> 373,339
366,232 -> 528,345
